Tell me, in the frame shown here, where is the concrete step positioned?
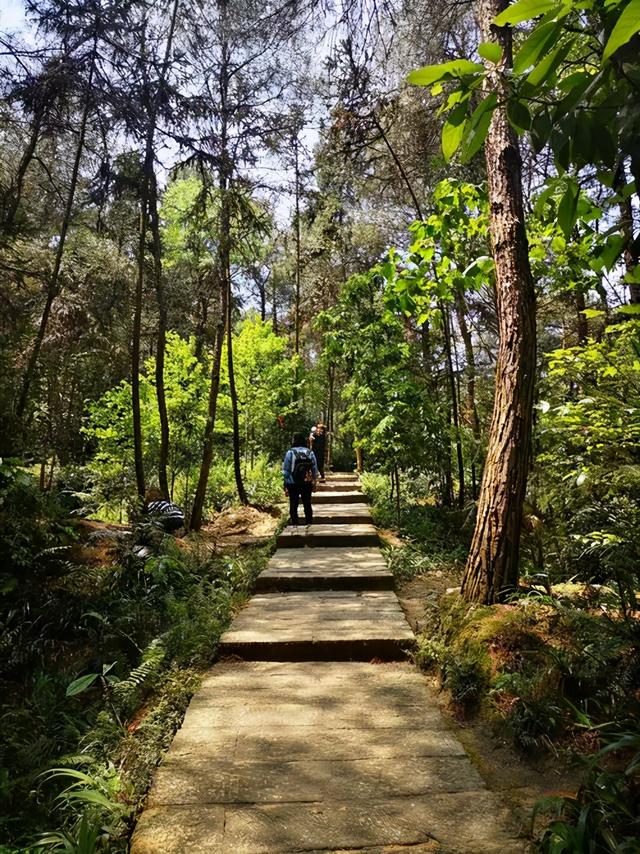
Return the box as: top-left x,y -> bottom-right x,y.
314,490 -> 364,505
255,547 -> 393,592
313,502 -> 372,525
131,663 -> 522,854
219,591 -> 415,661
319,479 -> 362,492
277,523 -> 379,548
327,471 -> 359,482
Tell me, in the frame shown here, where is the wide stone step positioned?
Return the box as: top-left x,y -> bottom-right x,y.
255,547 -> 392,592
319,479 -> 362,492
314,490 -> 364,505
313,502 -> 371,524
277,523 -> 379,548
327,471 -> 359,482
131,663 -> 522,854
219,591 -> 415,661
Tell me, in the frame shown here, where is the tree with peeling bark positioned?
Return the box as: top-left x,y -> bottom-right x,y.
408,0 -> 537,601
461,0 -> 536,601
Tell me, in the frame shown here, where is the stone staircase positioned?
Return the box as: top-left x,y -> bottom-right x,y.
131,471 -> 523,854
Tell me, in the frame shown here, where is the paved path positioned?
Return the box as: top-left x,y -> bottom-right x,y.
132,473 -> 523,853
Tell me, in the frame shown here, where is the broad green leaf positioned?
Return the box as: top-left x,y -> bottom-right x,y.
494,0 -> 560,26
580,308 -> 606,319
513,20 -> 562,74
530,110 -> 552,152
603,0 -> 640,61
460,93 -> 497,163
507,99 -> 532,133
407,59 -> 485,87
463,255 -> 495,277
441,102 -> 468,160
66,672 -> 100,697
591,234 -> 624,272
526,38 -> 573,87
557,179 -> 579,237
478,41 -> 503,63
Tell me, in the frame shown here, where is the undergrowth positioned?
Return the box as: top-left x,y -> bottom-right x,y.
361,467 -> 640,850
0,464 -> 272,851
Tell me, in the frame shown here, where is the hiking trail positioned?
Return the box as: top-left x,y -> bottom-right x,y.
131,473 -> 522,853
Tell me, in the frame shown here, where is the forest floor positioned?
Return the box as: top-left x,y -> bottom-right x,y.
71,505 -> 283,561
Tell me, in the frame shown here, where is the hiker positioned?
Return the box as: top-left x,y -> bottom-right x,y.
144,488 -> 185,533
313,422 -> 327,482
282,432 -> 318,526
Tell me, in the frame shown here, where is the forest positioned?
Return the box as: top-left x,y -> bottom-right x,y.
1,0 -> 639,850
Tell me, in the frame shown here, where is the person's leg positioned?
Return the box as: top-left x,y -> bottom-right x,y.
301,483 -> 313,525
288,484 -> 301,525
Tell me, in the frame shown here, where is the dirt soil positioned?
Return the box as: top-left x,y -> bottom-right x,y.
69,506 -> 283,564
396,572 -> 583,839
199,505 -> 282,551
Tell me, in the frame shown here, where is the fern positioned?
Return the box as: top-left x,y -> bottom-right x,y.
112,638 -> 166,709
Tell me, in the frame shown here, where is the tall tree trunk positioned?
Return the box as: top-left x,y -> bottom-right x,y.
191,3 -> 235,528
454,289 -> 480,436
2,113 -> 42,235
227,273 -> 248,505
461,0 -> 537,603
272,273 -> 278,334
152,0 -> 180,496
189,274 -> 228,531
614,161 -> 640,304
150,172 -> 170,497
441,303 -> 465,507
575,290 -> 588,344
294,135 -> 301,356
15,41 -> 97,420
134,0 -> 180,500
327,364 -> 334,471
132,197 -> 147,501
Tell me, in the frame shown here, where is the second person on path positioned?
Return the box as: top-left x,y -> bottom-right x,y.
282,432 -> 319,526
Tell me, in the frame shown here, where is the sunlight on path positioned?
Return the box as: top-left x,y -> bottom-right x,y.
131,474 -> 523,853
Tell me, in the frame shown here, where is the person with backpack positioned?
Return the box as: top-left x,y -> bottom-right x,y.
282,432 -> 319,526
312,422 -> 326,481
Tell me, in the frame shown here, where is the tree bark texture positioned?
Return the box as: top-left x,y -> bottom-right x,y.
461,0 -> 537,603
189,270 -> 228,531
227,273 -> 248,505
441,302 -> 465,507
152,0 -> 180,497
454,289 -> 480,436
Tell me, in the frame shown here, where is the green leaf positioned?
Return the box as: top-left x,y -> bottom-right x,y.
66,672 -> 100,697
513,20 -> 563,74
526,38 -> 573,87
603,0 -> 640,61
478,41 -> 503,63
530,110 -> 552,152
464,255 -> 495,276
616,303 -> 640,315
494,0 -> 559,26
460,93 -> 498,163
441,102 -> 468,160
557,179 -> 579,238
507,99 -> 532,133
580,308 -> 606,319
407,59 -> 485,87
